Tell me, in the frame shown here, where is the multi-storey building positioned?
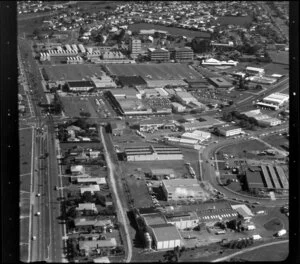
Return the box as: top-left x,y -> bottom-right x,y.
129,38 -> 142,59
148,48 -> 170,62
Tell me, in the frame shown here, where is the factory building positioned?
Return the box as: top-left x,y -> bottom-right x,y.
147,223 -> 181,251
90,75 -> 117,89
165,211 -> 199,229
129,38 -> 142,59
217,125 -> 242,137
208,77 -> 233,89
78,44 -> 86,53
139,118 -> 178,132
181,130 -> 211,143
242,109 -> 282,127
246,66 -> 265,76
125,145 -> 183,161
170,47 -> 194,62
148,48 -> 170,62
162,179 -> 205,201
117,76 -> 147,89
171,102 -> 186,113
66,81 -> 95,92
256,92 -> 289,110
66,56 -> 83,64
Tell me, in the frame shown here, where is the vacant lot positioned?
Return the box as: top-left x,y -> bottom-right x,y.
263,134 -> 289,151
60,95 -> 98,118
128,23 -> 211,38
20,174 -> 31,193
43,64 -> 104,81
20,244 -> 28,263
20,127 -> 33,175
105,63 -> 203,80
263,218 -> 284,232
262,63 -> 289,76
268,51 -> 289,65
235,241 -> 288,261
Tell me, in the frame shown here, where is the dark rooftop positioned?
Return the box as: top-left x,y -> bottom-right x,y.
67,80 -> 95,87
118,76 -> 147,86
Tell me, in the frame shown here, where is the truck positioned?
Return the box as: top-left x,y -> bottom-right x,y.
276,229 -> 287,237
216,230 -> 226,235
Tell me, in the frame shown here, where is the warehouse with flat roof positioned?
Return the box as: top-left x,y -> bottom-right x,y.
125,145 -> 183,161
162,179 -> 206,201
208,77 -> 233,88
67,81 -> 95,92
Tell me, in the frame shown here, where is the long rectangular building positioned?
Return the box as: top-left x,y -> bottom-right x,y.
275,166 -> 289,189
267,165 -> 282,189
261,165 -> 274,189
125,145 -> 183,161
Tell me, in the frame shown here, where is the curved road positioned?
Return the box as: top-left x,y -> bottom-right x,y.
201,136 -> 288,207
99,127 -> 132,263
212,239 -> 288,262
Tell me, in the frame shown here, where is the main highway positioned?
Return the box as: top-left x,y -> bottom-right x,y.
19,38 -> 66,262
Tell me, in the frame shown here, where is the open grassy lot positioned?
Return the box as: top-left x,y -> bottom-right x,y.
268,51 -> 289,65
217,139 -> 268,159
20,174 -> 32,193
42,64 -> 104,81
263,218 -> 284,232
20,217 -> 30,244
59,95 -> 98,118
234,241 -> 288,261
262,62 -> 289,76
20,127 -> 33,175
128,23 -> 211,39
263,134 -> 289,151
20,244 -> 29,262
105,63 -> 203,80
76,1 -> 120,12
60,141 -> 103,151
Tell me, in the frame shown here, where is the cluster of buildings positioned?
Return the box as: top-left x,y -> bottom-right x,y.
133,200 -> 255,251
243,109 -> 282,127
244,165 -> 289,193
18,93 -> 26,113
124,145 -> 183,162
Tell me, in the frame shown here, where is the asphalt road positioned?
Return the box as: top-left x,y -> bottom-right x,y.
19,37 -> 65,262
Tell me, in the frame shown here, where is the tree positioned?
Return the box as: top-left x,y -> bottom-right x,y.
82,191 -> 93,203
191,37 -> 211,53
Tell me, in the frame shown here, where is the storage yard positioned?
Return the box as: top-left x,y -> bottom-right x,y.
42,64 -> 105,81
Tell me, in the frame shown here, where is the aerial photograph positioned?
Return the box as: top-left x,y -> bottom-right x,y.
18,1 -> 289,262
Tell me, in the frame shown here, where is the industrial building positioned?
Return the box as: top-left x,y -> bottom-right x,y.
256,92 -> 289,110
175,91 -> 200,105
245,166 -> 266,192
164,136 -> 202,150
125,145 -> 183,161
162,179 -> 205,201
170,47 -> 194,62
90,76 -> 117,89
148,48 -> 170,62
76,203 -> 98,213
171,102 -> 186,113
76,177 -> 106,185
147,223 -> 181,251
202,58 -> 238,66
185,78 -> 209,90
181,130 -> 211,143
165,211 -> 199,229
261,165 -> 289,190
129,38 -> 142,59
242,109 -> 282,127
246,66 -> 265,76
208,77 -> 233,88
231,204 -> 254,221
217,125 -> 242,137
66,56 -> 83,64
117,76 -> 147,88
66,81 -> 95,92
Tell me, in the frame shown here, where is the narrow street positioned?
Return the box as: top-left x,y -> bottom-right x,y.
99,126 -> 132,263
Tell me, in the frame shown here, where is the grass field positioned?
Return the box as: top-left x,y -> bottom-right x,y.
128,23 -> 211,39
20,174 -> 32,193
60,96 -> 99,118
268,51 -> 289,65
217,140 -> 268,159
262,63 -> 289,76
105,63 -> 203,80
20,127 -> 33,175
235,242 -> 288,261
20,244 -> 29,262
43,64 -> 104,81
